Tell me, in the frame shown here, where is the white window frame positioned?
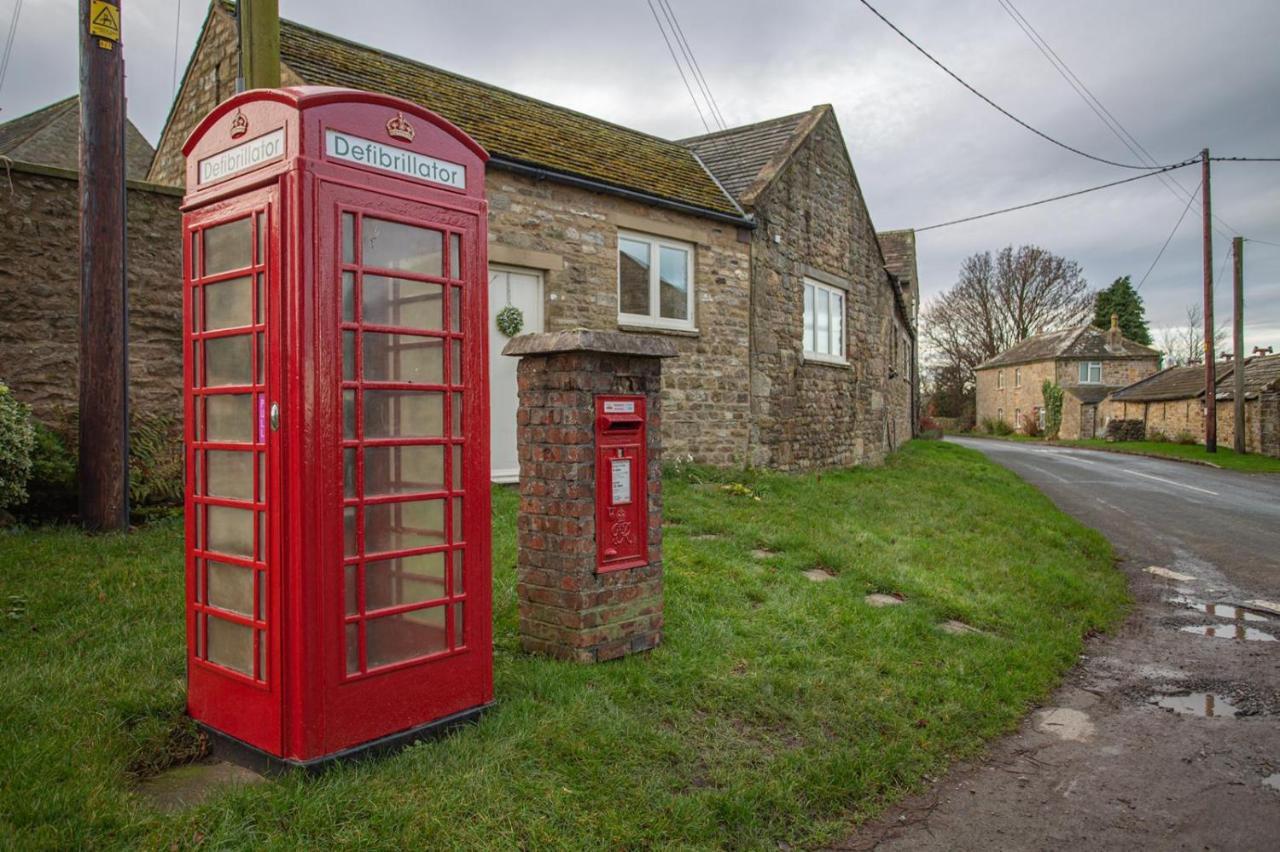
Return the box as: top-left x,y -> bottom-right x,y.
997,370 -> 1005,389
802,277 -> 847,365
616,230 -> 696,332
1079,361 -> 1102,384
1014,367 -> 1022,387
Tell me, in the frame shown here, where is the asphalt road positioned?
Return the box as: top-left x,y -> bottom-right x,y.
843,438 -> 1280,851
947,437 -> 1280,593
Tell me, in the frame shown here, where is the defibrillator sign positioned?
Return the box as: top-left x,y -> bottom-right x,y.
89,1 -> 120,42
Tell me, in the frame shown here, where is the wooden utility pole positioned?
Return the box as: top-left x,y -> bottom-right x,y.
1232,236 -> 1245,454
78,0 -> 129,531
238,0 -> 280,91
1200,148 -> 1216,452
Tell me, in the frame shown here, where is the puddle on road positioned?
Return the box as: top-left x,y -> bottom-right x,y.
1151,692 -> 1239,718
1180,624 -> 1277,642
1165,597 -> 1270,622
1264,773 -> 1280,792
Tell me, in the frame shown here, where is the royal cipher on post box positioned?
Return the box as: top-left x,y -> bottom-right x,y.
181,87 -> 493,768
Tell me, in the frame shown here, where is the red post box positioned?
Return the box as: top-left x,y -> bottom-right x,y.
180,87 -> 492,768
595,395 -> 649,573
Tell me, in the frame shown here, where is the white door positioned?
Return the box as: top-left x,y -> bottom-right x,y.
489,266 -> 544,482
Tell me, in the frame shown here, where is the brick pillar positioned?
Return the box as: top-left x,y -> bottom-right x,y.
503,331 -> 676,662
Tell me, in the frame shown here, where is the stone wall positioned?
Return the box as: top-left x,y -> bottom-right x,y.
1103,395 -> 1278,456
1055,358 -> 1159,390
0,163 -> 183,425
486,171 -> 752,466
1106,399 -> 1203,443
976,359 -> 1056,431
1260,393 -> 1280,458
747,110 -> 912,469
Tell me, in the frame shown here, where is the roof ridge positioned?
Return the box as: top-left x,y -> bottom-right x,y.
679,108 -> 816,143
276,13 -> 700,155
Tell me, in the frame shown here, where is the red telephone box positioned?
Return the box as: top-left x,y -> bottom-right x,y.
595,395 -> 649,573
181,87 -> 492,768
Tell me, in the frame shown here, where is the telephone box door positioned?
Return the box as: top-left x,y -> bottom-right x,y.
317,181 -> 492,753
184,187 -> 283,754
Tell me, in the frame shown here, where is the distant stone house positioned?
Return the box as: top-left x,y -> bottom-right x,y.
1105,354 -> 1280,456
975,318 -> 1160,438
1,0 -> 916,477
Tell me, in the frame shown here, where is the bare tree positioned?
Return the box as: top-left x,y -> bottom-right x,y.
1158,303 -> 1227,366
922,245 -> 1094,378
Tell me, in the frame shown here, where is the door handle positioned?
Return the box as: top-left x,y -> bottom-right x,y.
270,403 -> 280,431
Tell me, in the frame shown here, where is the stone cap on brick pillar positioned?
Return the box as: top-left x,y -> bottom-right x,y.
502,329 -> 679,359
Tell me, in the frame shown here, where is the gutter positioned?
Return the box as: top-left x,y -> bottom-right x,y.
490,156 -> 756,229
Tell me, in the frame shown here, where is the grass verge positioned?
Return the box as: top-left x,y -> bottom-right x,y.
0,441 -> 1126,849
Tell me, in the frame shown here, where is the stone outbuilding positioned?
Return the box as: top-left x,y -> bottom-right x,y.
975,318 -> 1160,438
1105,354 -> 1280,456
0,0 -> 917,476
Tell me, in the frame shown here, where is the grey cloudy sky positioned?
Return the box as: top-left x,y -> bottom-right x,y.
4,0 -> 1278,353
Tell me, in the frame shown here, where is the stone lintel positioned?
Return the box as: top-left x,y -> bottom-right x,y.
502,330 -> 678,359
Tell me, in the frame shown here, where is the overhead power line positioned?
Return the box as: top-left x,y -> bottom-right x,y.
171,0 -> 184,97
916,158 -> 1198,232
0,0 -> 24,105
995,0 -> 1239,240
646,0 -> 712,134
657,0 -> 727,132
1136,182 -> 1198,291
856,0 -> 1189,171
1210,156 -> 1280,163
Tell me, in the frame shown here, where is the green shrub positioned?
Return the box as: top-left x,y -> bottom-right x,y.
1041,380 -> 1064,439
980,417 -> 1014,436
23,421 -> 78,520
0,383 -> 36,510
1146,427 -> 1167,443
129,413 -> 184,509
16,410 -> 183,523
1174,430 -> 1199,446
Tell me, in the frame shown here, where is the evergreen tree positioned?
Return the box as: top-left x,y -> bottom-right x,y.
1093,275 -> 1151,344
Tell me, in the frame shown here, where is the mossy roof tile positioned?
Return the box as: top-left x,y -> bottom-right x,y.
266,11 -> 740,218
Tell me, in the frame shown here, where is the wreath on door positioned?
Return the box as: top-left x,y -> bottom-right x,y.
496,304 -> 524,338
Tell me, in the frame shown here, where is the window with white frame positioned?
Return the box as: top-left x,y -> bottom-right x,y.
1014,367 -> 1022,387
997,370 -> 1005,389
617,231 -> 695,330
803,278 -> 845,362
1078,361 -> 1102,384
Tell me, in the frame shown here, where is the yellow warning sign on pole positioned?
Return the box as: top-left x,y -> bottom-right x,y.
89,1 -> 120,42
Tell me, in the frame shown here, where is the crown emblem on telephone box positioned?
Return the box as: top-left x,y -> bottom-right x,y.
386,112 -> 415,142
229,109 -> 249,139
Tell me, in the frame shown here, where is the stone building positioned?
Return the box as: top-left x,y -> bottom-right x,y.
975,318 -> 1159,438
1,0 -> 916,475
1105,354 -> 1280,456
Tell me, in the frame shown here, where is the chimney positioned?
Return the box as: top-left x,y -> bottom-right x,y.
1107,313 -> 1122,349
1254,346 -> 1275,357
